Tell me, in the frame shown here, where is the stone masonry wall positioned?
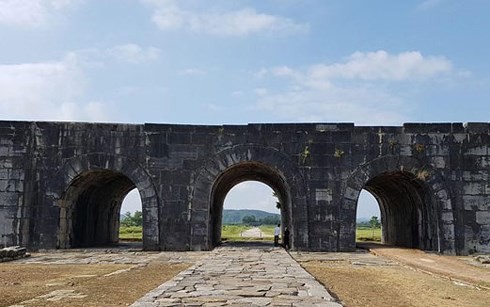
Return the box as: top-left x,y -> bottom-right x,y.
0,121 -> 489,255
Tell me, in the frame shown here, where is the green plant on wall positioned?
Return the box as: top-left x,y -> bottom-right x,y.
414,143 -> 425,153
334,148 -> 345,158
300,146 -> 310,164
416,169 -> 431,181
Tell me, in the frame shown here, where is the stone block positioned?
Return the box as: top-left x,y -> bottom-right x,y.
476,211 -> 490,225
430,156 -> 446,169
464,145 -> 488,156
465,122 -> 490,133
403,123 -> 453,133
463,182 -> 485,195
463,196 -> 490,211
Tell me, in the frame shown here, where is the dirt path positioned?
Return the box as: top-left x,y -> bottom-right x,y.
240,227 -> 268,238
363,243 -> 490,288
0,250 -> 198,307
2,246 -> 489,306
293,246 -> 490,307
1,262 -> 189,307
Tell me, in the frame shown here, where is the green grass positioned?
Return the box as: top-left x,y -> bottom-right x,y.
119,226 -> 142,241
356,227 -> 381,242
119,225 -> 382,243
221,224 -> 278,242
258,225 -> 275,236
221,224 -> 252,241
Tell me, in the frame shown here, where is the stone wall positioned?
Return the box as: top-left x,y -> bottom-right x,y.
0,121 -> 489,255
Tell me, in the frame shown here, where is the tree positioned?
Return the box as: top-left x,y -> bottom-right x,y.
132,211 -> 143,226
260,215 -> 281,225
273,191 -> 281,210
242,215 -> 257,225
369,216 -> 380,239
121,211 -> 143,227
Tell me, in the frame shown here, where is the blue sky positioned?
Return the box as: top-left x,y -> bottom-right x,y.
1,0 -> 488,217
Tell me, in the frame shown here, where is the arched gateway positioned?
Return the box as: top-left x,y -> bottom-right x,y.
52,153 -> 159,250
190,145 -> 307,250
0,121 -> 488,255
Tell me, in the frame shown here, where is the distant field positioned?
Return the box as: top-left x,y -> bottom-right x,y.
258,225 -> 275,236
119,225 -> 382,243
356,227 -> 381,242
221,225 -> 250,240
221,224 -> 277,241
119,226 -> 142,241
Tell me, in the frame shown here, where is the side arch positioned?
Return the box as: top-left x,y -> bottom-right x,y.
48,153 -> 160,250
190,145 -> 308,251
341,155 -> 456,254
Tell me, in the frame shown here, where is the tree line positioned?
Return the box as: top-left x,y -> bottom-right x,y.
241,215 -> 280,226
120,211 -> 142,227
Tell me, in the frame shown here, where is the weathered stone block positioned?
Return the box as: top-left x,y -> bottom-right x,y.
463,195 -> 490,211
476,211 -> 490,225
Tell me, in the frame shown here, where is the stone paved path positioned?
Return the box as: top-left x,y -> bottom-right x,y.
132,244 -> 342,306
240,227 -> 269,238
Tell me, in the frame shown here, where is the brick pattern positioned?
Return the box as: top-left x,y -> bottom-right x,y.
0,121 -> 489,255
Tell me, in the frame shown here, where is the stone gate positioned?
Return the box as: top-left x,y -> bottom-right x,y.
1,121 -> 489,255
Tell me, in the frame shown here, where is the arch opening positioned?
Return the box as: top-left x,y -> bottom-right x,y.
210,162 -> 292,249
58,169 -> 140,248
222,181 -> 281,242
355,189 -> 381,242
358,171 -> 439,250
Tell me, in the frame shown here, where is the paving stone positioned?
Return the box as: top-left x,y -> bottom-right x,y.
132,245 -> 342,306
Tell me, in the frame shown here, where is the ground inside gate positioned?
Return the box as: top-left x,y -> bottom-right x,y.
1,245 -> 489,306
0,250 -> 198,307
292,246 -> 490,307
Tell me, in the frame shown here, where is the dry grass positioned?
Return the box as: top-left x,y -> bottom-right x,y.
0,262 -> 189,306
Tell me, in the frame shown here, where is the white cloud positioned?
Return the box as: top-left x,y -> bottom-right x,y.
106,44 -> 160,64
256,86 -> 407,125
141,0 -> 308,37
0,0 -> 81,27
0,54 -> 110,122
418,0 -> 445,10
254,88 -> 269,96
307,51 -> 452,83
225,181 -> 278,213
254,50 -> 457,125
178,68 -> 206,76
70,44 -> 161,66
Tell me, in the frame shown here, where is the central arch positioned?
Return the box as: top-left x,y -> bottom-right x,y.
341,155 -> 456,254
190,145 -> 308,251
210,162 -> 290,246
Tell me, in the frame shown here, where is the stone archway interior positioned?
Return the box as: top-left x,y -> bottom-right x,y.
363,171 -> 438,250
59,169 -> 137,248
223,181 -> 280,236
210,162 -> 290,248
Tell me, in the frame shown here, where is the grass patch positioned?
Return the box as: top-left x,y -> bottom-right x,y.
258,225 -> 275,236
356,227 -> 381,242
119,226 -> 142,241
221,224 -> 252,241
119,225 -> 381,242
221,224 -> 279,242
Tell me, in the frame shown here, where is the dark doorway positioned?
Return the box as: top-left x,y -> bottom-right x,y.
58,170 -> 139,248
357,171 -> 438,250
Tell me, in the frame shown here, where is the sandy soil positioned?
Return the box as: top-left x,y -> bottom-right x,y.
1,245 -> 489,307
298,246 -> 490,307
0,261 -> 189,306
